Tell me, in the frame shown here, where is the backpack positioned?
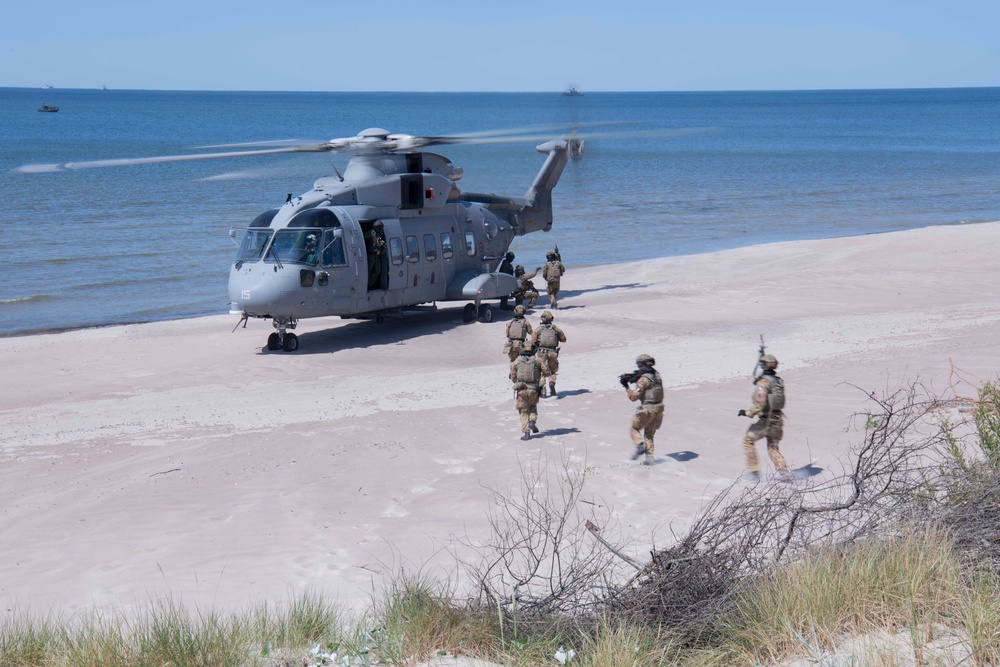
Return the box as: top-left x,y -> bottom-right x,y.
766,375 -> 785,411
507,319 -> 527,340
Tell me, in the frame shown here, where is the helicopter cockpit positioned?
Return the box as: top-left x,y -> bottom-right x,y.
234,207 -> 347,269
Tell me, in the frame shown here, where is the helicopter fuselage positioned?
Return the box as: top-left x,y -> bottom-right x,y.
227,140 -> 571,350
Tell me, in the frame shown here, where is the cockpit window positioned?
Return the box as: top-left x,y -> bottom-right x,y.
249,209 -> 279,228
268,229 -> 322,266
235,229 -> 273,263
321,229 -> 347,266
288,207 -> 340,228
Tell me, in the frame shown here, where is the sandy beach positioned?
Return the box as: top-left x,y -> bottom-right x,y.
2,221 -> 999,617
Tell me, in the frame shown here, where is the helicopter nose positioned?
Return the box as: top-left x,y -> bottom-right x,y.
228,269 -> 285,316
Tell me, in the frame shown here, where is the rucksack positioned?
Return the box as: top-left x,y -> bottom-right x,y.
766,375 -> 785,411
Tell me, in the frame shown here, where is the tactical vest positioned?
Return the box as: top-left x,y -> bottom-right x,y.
515,358 -> 542,384
507,318 -> 528,341
763,375 -> 785,411
544,262 -> 562,284
537,325 -> 559,349
641,371 -> 664,404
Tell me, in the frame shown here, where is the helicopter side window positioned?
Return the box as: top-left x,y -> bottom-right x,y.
465,232 -> 476,257
235,229 -> 274,262
388,238 -> 404,266
321,229 -> 347,267
441,233 -> 454,259
423,234 -> 437,261
405,235 -> 419,263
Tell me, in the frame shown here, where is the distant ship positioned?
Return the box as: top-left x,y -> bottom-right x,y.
101,85 -> 107,91
562,86 -> 583,97
38,104 -> 59,112
43,83 -> 53,89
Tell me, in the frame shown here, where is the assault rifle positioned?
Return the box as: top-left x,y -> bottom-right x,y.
752,334 -> 766,383
619,369 -> 643,388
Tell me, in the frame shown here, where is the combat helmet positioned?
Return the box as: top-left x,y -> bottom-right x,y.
505,251 -> 515,260
759,354 -> 778,371
521,340 -> 535,353
546,251 -> 555,260
636,353 -> 655,366
514,264 -> 525,277
513,305 -> 526,316
540,310 -> 554,322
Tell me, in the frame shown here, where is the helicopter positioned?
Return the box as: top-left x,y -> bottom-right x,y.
19,123 -> 697,351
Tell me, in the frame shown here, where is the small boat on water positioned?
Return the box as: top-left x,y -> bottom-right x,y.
562,86 -> 583,96
38,104 -> 59,112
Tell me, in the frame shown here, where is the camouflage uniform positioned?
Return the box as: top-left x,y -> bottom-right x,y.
503,307 -> 533,361
498,252 -> 515,309
542,253 -> 566,309
742,365 -> 789,476
510,343 -> 543,440
626,355 -> 664,465
513,265 -> 540,309
531,311 -> 566,397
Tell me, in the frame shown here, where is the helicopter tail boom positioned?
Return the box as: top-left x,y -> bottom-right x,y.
520,139 -> 573,234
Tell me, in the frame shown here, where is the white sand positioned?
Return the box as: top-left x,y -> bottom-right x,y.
2,222 -> 999,616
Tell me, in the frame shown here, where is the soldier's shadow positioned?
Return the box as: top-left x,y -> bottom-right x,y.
538,427 -> 581,439
554,389 -> 590,398
792,463 -> 823,479
665,450 -> 698,462
559,283 -> 646,298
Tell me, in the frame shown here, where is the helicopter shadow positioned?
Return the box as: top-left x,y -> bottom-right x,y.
558,283 -> 646,299
268,308 -> 470,355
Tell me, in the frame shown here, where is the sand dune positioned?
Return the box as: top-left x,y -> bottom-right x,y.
2,221 -> 999,615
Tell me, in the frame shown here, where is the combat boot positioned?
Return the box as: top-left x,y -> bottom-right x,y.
643,454 -> 654,466
630,444 -> 646,460
539,384 -> 547,398
520,433 -> 531,441
549,381 -> 556,397
530,423 -> 539,434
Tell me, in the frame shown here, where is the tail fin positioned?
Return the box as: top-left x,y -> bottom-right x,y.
521,138 -> 579,234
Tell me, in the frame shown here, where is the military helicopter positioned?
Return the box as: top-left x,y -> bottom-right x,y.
19,124 -> 692,351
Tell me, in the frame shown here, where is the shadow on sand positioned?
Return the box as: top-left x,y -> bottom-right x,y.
792,463 -> 824,479
558,283 -> 647,299
537,427 -> 581,439
665,450 -> 699,462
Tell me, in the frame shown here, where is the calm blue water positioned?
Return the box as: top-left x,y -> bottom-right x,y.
2,88 -> 999,336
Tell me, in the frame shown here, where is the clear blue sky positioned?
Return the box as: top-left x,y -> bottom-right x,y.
3,0 -> 998,92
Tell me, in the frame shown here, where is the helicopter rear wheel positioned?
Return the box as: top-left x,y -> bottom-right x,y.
478,304 -> 493,322
462,303 -> 478,323
266,333 -> 281,351
282,333 -> 299,352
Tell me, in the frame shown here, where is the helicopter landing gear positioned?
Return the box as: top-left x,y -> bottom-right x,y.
266,317 -> 299,352
478,304 -> 493,323
376,311 -> 385,324
462,303 -> 478,323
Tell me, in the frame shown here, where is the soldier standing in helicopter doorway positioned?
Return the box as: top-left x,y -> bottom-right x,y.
503,305 -> 533,361
498,251 -> 515,310
531,311 -> 566,397
738,354 -> 790,481
624,354 -> 664,466
542,251 -> 565,309
510,341 -> 543,440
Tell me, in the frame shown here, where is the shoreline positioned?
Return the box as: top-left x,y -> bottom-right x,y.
4,219 -> 998,340
3,221 -> 1000,615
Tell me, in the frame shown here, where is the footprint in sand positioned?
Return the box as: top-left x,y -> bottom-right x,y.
445,466 -> 474,474
380,504 -> 409,518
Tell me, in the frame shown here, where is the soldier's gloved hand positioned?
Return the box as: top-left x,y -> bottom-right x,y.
738,409 -> 747,417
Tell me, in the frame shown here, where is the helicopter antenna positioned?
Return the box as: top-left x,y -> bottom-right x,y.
285,193 -> 292,203
332,164 -> 344,182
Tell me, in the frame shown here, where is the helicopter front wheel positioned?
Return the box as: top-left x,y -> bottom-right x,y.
462,303 -> 478,323
266,333 -> 281,351
282,333 -> 299,352
478,304 -> 493,323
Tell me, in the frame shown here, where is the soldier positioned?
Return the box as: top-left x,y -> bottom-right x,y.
542,251 -> 566,309
738,354 -> 789,481
503,305 -> 533,361
498,251 -> 515,309
531,310 -> 566,398
513,264 -> 540,309
509,340 -> 543,440
624,354 -> 664,466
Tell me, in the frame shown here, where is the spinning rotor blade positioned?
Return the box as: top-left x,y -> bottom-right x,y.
14,145 -> 329,173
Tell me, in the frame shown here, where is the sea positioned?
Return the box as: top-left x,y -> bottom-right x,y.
2,87 -> 999,337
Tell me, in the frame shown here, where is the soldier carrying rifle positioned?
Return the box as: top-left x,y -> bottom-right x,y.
738,337 -> 790,482
620,354 -> 664,466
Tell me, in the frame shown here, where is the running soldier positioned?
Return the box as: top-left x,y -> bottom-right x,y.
531,310 -> 566,397
738,354 -> 790,481
503,305 -> 533,361
542,251 -> 566,309
509,341 -> 543,440
512,265 -> 540,309
624,354 -> 664,466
